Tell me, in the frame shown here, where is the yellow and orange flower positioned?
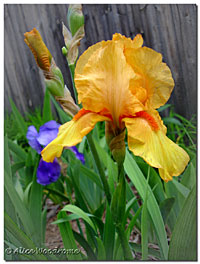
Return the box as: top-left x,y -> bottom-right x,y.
41,33 -> 189,182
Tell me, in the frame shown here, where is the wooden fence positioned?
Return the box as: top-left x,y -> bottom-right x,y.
4,4 -> 197,119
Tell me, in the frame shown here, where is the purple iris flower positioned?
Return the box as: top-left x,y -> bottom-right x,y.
37,158 -> 61,185
70,146 -> 85,164
37,121 -> 61,146
26,125 -> 43,154
26,120 -> 85,185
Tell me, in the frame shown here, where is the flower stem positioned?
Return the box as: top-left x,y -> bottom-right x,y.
116,224 -> 133,260
86,133 -> 111,204
111,162 -> 133,259
115,165 -> 133,260
69,63 -> 78,104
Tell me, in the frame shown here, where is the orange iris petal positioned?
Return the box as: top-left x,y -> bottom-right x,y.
73,109 -> 91,121
119,111 -> 159,131
123,110 -> 190,182
73,108 -> 113,122
135,111 -> 159,131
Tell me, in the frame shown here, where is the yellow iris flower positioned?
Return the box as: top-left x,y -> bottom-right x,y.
41,33 -> 189,182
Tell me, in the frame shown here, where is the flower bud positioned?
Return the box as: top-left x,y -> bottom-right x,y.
67,4 -> 84,37
105,122 -> 126,167
62,46 -> 68,56
24,28 -> 52,71
24,28 -> 64,97
44,59 -> 64,97
62,22 -> 84,65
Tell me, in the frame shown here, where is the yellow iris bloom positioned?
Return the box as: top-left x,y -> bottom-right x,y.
41,33 -> 189,182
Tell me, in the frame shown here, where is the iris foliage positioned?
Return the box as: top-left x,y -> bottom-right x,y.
4,96 -> 196,260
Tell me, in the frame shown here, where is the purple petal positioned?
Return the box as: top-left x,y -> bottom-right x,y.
26,126 -> 42,154
37,120 -> 61,146
69,146 -> 85,164
40,120 -> 61,130
37,158 -> 61,186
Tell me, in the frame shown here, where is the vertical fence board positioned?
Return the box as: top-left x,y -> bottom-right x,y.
4,4 -> 197,119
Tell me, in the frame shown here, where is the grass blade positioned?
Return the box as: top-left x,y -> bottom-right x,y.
9,98 -> 27,136
141,167 -> 150,260
11,161 -> 25,175
159,197 -> 175,224
123,197 -> 137,226
42,89 -> 53,122
158,104 -> 171,112
79,164 -> 103,190
129,242 -> 161,260
172,178 -> 190,198
7,138 -> 27,161
4,171 -> 36,241
45,186 -> 69,202
103,202 -> 115,260
124,151 -> 168,260
126,206 -> 142,239
29,155 -> 43,246
57,211 -> 82,260
73,231 -> 96,260
96,236 -> 106,260
180,160 -> 196,190
4,136 -> 12,178
168,185 -> 197,260
62,204 -> 96,232
4,213 -> 47,261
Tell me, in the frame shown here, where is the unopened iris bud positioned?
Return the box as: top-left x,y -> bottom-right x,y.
62,4 -> 85,65
62,22 -> 84,65
62,46 -> 68,57
24,28 -> 64,97
24,28 -> 52,72
105,122 -> 126,167
67,4 -> 84,37
44,60 -> 64,97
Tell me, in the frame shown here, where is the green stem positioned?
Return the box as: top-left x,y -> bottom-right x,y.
116,165 -> 133,260
69,63 -> 78,104
86,133 -> 111,204
116,224 -> 133,260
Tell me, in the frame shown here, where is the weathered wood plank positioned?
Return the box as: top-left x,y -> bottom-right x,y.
4,4 -> 197,119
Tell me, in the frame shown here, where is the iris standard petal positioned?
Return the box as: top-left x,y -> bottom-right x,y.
123,110 -> 190,182
125,46 -> 174,108
41,112 -> 110,162
75,41 -> 102,75
75,40 -> 143,127
112,33 -> 143,49
37,120 -> 60,146
37,158 -> 61,185
26,125 -> 42,154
